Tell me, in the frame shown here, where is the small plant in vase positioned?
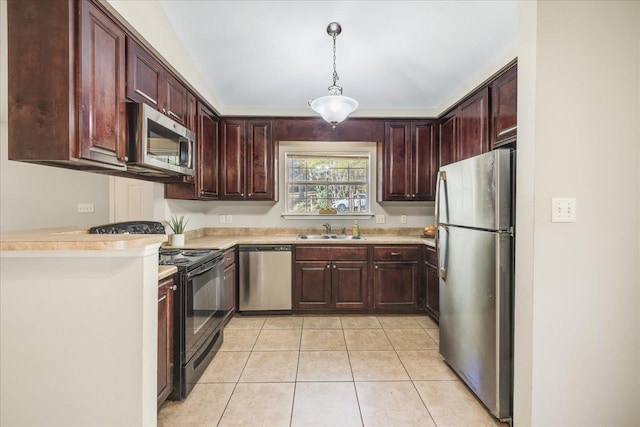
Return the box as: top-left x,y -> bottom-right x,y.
167,215 -> 188,246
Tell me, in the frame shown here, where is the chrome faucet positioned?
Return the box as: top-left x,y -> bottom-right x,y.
322,223 -> 332,235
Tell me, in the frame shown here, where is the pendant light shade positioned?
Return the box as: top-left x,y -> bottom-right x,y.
308,22 -> 358,128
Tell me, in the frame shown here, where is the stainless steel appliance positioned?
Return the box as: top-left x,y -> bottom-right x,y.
435,149 -> 515,421
126,103 -> 195,178
89,221 -> 225,400
239,245 -> 292,313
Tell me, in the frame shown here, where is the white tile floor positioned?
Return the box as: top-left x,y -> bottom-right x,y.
158,314 -> 506,427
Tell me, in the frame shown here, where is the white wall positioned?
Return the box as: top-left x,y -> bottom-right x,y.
0,2 -> 110,233
515,1 -> 640,426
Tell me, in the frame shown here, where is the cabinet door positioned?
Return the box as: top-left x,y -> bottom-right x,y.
224,263 -> 236,318
78,1 -> 126,167
382,122 -> 411,201
294,261 -> 332,311
373,262 -> 418,310
186,92 -> 197,133
411,121 -> 437,200
246,120 -> 275,200
157,277 -> 174,408
198,104 -> 220,199
332,261 -> 369,310
164,73 -> 188,125
458,88 -> 489,161
425,263 -> 439,320
221,120 -> 246,199
126,39 -> 162,108
438,112 -> 457,167
491,65 -> 518,147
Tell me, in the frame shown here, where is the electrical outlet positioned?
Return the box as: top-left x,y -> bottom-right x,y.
400,215 -> 407,224
375,214 -> 385,224
551,198 -> 577,223
226,215 -> 233,224
77,203 -> 94,213
219,215 -> 226,224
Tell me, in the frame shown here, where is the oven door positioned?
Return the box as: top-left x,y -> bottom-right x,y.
183,257 -> 224,362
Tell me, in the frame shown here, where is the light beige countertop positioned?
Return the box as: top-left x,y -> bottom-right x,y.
168,227 -> 436,250
1,226 -> 435,252
0,227 -> 167,251
158,265 -> 178,281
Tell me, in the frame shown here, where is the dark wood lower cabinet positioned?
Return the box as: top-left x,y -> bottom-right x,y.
293,244 -> 422,313
294,261 -> 332,310
332,261 -> 368,310
157,276 -> 175,408
373,262 -> 419,310
223,247 -> 237,324
424,246 -> 439,320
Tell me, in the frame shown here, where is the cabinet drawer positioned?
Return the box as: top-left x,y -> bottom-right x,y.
373,246 -> 420,261
223,248 -> 236,269
295,246 -> 368,261
425,246 -> 437,266
331,246 -> 368,261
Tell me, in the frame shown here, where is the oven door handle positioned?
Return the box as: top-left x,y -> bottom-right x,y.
186,258 -> 223,279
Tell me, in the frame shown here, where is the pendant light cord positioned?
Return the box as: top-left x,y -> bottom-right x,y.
332,33 -> 339,86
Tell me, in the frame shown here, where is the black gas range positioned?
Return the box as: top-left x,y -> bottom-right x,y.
89,221 -> 225,400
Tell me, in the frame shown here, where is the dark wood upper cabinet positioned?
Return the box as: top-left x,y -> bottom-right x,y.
246,120 -> 275,200
438,111 -> 457,167
411,122 -> 437,200
79,1 -> 127,167
7,0 -> 127,170
221,120 -> 246,199
491,64 -> 518,147
380,121 -> 436,201
198,104 -> 220,199
186,92 -> 197,133
164,102 -> 220,200
220,119 -> 277,201
126,39 -> 189,126
457,87 -> 489,160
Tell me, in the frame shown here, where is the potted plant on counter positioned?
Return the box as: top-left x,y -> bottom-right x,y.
167,215 -> 188,246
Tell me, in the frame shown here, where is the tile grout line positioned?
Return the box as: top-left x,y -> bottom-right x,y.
215,316 -> 262,427
289,319 -> 305,427
340,316 -> 366,427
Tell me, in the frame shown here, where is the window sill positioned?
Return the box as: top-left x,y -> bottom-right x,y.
281,213 -> 374,220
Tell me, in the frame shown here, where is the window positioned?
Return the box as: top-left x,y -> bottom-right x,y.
285,152 -> 370,214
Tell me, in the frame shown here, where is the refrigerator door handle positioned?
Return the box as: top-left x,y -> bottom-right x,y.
434,171 -> 449,228
437,224 -> 449,279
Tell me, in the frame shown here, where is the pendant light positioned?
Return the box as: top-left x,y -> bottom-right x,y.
308,22 -> 358,128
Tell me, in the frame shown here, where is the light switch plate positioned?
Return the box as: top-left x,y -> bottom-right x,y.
219,215 -> 226,224
400,215 -> 407,224
226,215 -> 233,224
551,198 -> 577,222
375,214 -> 385,224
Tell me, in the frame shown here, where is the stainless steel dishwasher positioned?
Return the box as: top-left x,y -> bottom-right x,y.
238,245 -> 292,313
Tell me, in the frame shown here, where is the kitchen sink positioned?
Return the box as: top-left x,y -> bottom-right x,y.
297,234 -> 365,240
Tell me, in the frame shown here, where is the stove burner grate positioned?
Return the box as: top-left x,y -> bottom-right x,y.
161,258 -> 191,266
182,249 -> 213,257
160,248 -> 182,256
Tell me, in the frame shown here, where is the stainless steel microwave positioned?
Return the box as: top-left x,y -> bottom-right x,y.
126,103 -> 195,178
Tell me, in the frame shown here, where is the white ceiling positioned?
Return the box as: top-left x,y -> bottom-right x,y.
158,1 -> 518,117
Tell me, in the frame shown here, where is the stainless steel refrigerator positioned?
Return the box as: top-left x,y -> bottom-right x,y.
435,148 -> 514,421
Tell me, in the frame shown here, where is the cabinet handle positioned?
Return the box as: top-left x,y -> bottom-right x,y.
172,285 -> 177,291
412,194 -> 415,198
333,264 -> 336,269
118,156 -> 129,162
390,252 -> 401,256
327,264 -> 331,268
375,265 -> 378,269
406,194 -> 410,198
241,193 -> 244,197
248,193 -> 252,197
